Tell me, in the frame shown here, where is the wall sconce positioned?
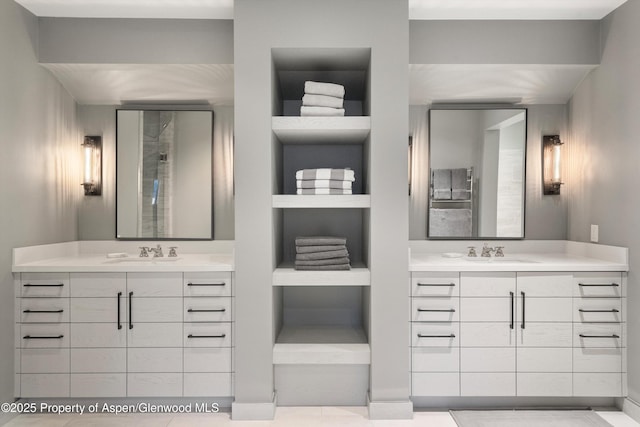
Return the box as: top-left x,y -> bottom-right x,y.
408,135 -> 413,196
543,135 -> 563,195
82,136 -> 102,196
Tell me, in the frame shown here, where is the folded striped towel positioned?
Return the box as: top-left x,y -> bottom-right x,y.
304,81 -> 345,98
296,245 -> 346,254
296,249 -> 349,261
295,236 -> 347,247
296,188 -> 352,195
294,263 -> 351,271
301,106 -> 345,117
302,93 -> 344,109
296,179 -> 353,190
294,257 -> 350,266
295,169 -> 355,181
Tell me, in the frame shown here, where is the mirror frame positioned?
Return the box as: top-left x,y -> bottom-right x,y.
427,106 -> 527,240
115,108 -> 215,241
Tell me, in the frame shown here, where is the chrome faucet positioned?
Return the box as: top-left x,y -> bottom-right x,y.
147,244 -> 164,258
168,247 -> 178,257
467,246 -> 477,257
494,246 -> 505,257
481,243 -> 494,257
139,247 -> 149,257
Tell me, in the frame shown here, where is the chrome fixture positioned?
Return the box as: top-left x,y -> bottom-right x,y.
481,244 -> 494,257
543,135 -> 563,195
138,247 -> 149,257
467,246 -> 477,257
494,246 -> 505,257
81,136 -> 102,196
168,247 -> 178,257
148,244 -> 164,258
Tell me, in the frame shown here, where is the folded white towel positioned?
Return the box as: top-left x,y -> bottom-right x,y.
302,94 -> 344,109
304,81 -> 345,98
296,188 -> 353,195
301,106 -> 345,117
297,179 -> 353,189
295,168 -> 355,181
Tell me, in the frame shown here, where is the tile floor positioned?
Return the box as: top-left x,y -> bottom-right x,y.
2,407 -> 639,427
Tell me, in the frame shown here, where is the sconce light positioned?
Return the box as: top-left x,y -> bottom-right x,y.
408,136 -> 413,196
81,136 -> 102,196
543,135 -> 563,195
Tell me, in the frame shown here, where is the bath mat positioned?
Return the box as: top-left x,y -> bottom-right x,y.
450,410 -> 613,427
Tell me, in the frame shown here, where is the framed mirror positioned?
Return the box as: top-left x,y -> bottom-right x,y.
428,108 -> 527,239
116,109 -> 214,240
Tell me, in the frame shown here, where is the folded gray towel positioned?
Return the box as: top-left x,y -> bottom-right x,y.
432,169 -> 452,200
296,169 -> 355,182
295,236 -> 347,246
296,245 -> 346,254
451,168 -> 470,200
295,263 -> 351,271
294,257 -> 350,266
296,249 -> 349,260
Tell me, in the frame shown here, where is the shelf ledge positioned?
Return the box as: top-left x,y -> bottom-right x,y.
273,343 -> 371,365
273,264 -> 370,286
272,116 -> 371,144
272,194 -> 370,208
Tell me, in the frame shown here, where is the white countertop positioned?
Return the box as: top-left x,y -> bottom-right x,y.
12,241 -> 234,272
409,240 -> 628,272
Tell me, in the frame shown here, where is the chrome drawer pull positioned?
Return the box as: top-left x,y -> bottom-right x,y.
579,334 -> 620,339
417,308 -> 455,312
23,335 -> 64,339
23,283 -> 64,287
187,308 -> 226,313
417,283 -> 455,287
417,334 -> 455,338
578,283 -> 619,287
187,282 -> 226,287
187,334 -> 226,339
23,309 -> 63,313
579,309 -> 619,313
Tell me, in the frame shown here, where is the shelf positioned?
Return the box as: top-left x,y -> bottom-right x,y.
274,325 -> 370,365
272,116 -> 371,144
273,263 -> 370,286
273,195 -> 370,208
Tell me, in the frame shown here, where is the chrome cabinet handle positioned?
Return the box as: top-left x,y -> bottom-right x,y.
417,334 -> 456,338
579,334 -> 620,339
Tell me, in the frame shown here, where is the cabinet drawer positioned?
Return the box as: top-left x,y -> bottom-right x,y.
460,297 -> 512,322
70,323 -> 126,348
128,323 -> 183,348
411,273 -> 459,297
412,347 -> 459,372
574,373 -> 622,396
128,348 -> 182,373
574,347 -> 622,373
460,348 -> 514,373
461,372 -> 515,396
70,273 -> 126,297
517,373 -> 572,397
516,273 -> 573,297
519,297 -> 573,322
21,298 -> 69,323
459,323 -> 514,347
574,298 -> 622,323
184,373 -> 233,397
517,348 -> 572,372
20,324 -> 69,348
412,372 -> 459,396
70,373 -> 126,397
184,323 -> 232,347
412,323 -> 459,347
21,374 -> 69,397
411,298 -> 459,322
184,272 -> 232,297
127,272 -> 182,296
460,272 -> 515,297
574,324 -> 622,348
71,348 -> 126,373
70,297 -> 123,323
518,323 -> 573,348
574,273 -> 623,298
184,297 -> 232,322
20,349 -> 69,373
128,373 -> 182,397
129,297 -> 182,323
20,273 -> 69,298
184,347 -> 232,372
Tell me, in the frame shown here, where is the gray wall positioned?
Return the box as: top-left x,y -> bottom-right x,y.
410,104 -> 567,240
567,0 -> 640,404
0,2 -> 80,422
78,105 -> 235,240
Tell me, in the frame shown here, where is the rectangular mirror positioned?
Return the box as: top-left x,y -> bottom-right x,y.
116,109 -> 214,240
428,108 -> 527,239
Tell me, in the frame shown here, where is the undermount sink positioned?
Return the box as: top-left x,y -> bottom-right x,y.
103,257 -> 182,264
464,257 -> 538,264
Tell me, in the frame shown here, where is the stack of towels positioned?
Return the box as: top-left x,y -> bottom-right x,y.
296,168 -> 355,195
294,236 -> 350,271
301,81 -> 345,117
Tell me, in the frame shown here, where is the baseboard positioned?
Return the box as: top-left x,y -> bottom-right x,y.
367,394 -> 413,420
622,397 -> 640,424
231,393 -> 277,420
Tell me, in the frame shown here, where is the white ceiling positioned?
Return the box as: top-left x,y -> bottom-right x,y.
15,0 -> 628,20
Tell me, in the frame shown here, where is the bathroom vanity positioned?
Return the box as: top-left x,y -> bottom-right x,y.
12,241 -> 234,399
410,240 -> 628,400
